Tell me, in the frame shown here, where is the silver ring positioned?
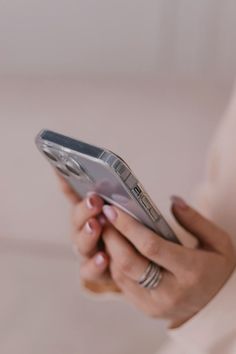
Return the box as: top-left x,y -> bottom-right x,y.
138,262 -> 162,289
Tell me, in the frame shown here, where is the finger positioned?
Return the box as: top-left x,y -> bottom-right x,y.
72,194 -> 104,230
56,172 -> 81,204
102,225 -> 149,281
171,196 -> 229,253
74,217 -> 103,257
81,278 -> 122,294
109,261 -> 156,315
80,252 -> 109,282
102,205 -> 190,274
110,262 -> 179,319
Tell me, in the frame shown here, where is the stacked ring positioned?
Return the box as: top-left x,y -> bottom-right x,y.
138,262 -> 162,289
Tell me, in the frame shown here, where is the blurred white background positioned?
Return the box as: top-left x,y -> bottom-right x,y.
0,1 -> 236,354
1,0 -> 236,80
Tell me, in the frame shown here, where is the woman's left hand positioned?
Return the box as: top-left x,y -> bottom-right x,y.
101,197 -> 236,328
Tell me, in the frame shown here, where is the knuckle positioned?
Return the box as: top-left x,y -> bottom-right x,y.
77,244 -> 87,257
72,234 -> 82,253
102,227 -> 110,241
142,238 -> 161,258
76,235 -> 95,257
165,293 -> 182,311
160,292 -> 178,315
185,268 -> 203,287
117,252 -> 134,273
111,268 -> 123,284
120,217 -> 135,237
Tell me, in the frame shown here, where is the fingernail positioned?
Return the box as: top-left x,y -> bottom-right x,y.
85,221 -> 93,234
171,196 -> 188,210
98,214 -> 107,226
102,205 -> 118,222
86,195 -> 94,209
95,253 -> 106,266
86,194 -> 103,209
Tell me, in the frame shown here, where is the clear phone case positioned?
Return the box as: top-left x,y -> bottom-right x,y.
35,130 -> 179,244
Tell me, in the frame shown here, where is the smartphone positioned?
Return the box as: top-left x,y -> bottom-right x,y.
35,129 -> 179,244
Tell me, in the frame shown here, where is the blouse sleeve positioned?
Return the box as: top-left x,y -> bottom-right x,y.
168,86 -> 236,354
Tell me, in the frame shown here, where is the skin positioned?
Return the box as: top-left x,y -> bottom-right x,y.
58,176 -> 236,328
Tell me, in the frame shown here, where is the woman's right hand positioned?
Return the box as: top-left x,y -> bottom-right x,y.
58,175 -> 121,293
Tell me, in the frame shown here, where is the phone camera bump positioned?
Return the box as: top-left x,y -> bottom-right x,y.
65,159 -> 82,177
55,165 -> 70,177
42,147 -> 58,162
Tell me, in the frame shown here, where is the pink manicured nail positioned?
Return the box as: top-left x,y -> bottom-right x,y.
171,196 -> 188,210
85,221 -> 93,234
86,194 -> 103,209
98,215 -> 106,226
86,196 -> 95,209
95,253 -> 106,266
102,205 -> 118,222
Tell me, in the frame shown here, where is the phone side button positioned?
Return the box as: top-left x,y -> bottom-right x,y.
125,174 -> 138,189
114,161 -> 130,181
149,207 -> 160,222
140,196 -> 152,209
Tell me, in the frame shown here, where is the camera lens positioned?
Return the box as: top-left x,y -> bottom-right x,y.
55,165 -> 70,177
65,159 -> 82,177
42,148 -> 58,162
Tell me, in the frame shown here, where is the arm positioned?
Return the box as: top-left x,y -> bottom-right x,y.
168,87 -> 236,352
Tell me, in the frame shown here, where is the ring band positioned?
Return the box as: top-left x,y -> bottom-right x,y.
138,262 -> 162,289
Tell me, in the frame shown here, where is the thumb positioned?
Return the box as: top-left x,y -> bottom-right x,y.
171,196 -> 226,253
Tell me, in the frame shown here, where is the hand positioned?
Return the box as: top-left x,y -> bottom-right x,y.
57,175 -> 121,293
101,196 -> 236,328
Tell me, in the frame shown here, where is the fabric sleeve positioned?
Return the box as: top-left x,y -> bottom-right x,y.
168,269 -> 236,354
168,86 -> 236,354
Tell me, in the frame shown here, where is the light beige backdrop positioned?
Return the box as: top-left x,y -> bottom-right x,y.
1,0 -> 236,353
0,78 -> 232,354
